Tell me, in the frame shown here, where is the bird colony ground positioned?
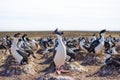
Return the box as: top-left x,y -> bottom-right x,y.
0,31 -> 120,80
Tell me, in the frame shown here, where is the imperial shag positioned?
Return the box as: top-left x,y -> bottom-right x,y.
84,29 -> 106,53
53,28 -> 67,74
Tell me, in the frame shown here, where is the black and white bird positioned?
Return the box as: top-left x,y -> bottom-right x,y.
39,38 -> 50,49
0,35 -> 12,54
84,29 -> 106,53
66,46 -> 80,62
79,38 -> 89,53
11,33 -> 28,65
17,34 -> 37,58
104,35 -> 114,51
104,44 -> 120,67
53,28 -> 67,74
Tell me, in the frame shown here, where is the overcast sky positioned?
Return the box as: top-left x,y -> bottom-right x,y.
0,0 -> 120,31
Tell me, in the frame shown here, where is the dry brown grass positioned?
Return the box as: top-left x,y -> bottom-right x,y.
0,31 -> 120,38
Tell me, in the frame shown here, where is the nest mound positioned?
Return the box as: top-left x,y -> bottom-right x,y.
64,61 -> 88,72
82,53 -> 105,65
87,65 -> 120,77
116,46 -> 120,53
0,55 -> 39,76
37,74 -> 74,80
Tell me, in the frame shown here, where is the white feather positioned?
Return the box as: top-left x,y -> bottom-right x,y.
54,35 -> 66,67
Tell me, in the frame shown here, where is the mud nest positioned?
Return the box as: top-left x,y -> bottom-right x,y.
87,65 -> 120,77
82,53 -> 105,65
0,55 -> 37,76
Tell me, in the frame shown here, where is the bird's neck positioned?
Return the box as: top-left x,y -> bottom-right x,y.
99,33 -> 105,42
57,35 -> 64,46
13,38 -> 19,45
24,37 -> 27,41
11,38 -> 19,48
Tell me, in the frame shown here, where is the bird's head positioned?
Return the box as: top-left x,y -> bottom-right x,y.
14,33 -> 21,38
100,29 -> 106,34
53,28 -> 63,35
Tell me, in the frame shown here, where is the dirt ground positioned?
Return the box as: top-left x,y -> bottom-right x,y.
0,31 -> 120,80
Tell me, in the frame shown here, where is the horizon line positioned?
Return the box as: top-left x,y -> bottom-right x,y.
0,30 -> 120,32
